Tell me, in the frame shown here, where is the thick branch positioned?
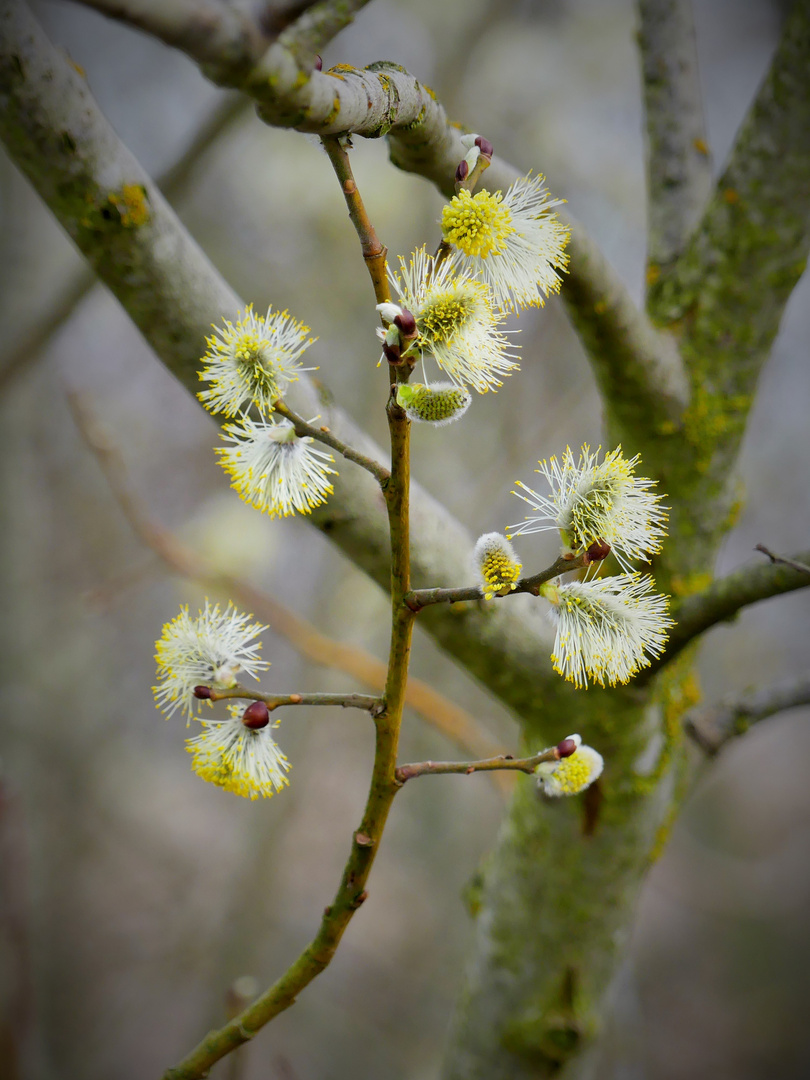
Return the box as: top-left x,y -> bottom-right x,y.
649,548 -> 810,672
637,0 -> 712,271
0,91 -> 249,390
80,0 -> 688,445
404,553 -> 587,612
648,0 -> 810,407
684,677 -> 810,754
396,748 -> 557,784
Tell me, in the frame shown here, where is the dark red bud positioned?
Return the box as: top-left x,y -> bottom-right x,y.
394,307 -> 417,337
455,159 -> 469,183
242,701 -> 270,730
382,341 -> 401,365
586,538 -> 612,563
314,55 -> 322,71
557,738 -> 578,759
475,136 -> 494,158
193,685 -> 213,699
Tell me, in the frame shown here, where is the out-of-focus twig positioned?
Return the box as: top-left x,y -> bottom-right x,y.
66,390 -> 512,794
754,543 -> 810,576
684,677 -> 810,755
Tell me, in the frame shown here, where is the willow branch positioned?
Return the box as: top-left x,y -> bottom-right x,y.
684,677 -> 810,755
320,135 -> 389,306
647,0 -> 810,400
637,0 -> 712,273
0,0 -> 578,725
67,390 -> 509,783
273,400 -> 389,484
647,548 -> 810,673
404,553 -> 588,612
0,91 -> 249,391
165,99 -> 414,1080
754,544 -> 810,576
79,0 -> 687,440
396,747 -> 558,784
73,0 -> 267,78
205,684 -> 381,713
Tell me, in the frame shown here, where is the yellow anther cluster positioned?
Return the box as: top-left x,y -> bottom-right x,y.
550,753 -> 593,795
441,189 -> 515,259
419,295 -> 473,343
480,550 -> 522,601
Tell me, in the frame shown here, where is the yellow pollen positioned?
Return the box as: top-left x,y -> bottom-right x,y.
419,295 -> 473,343
552,753 -> 592,794
481,551 -> 522,600
441,189 -> 515,259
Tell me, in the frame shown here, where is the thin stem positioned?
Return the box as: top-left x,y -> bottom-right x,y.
69,391 -> 509,784
754,544 -> 810,576
404,553 -> 588,612
205,685 -> 382,714
164,136 -> 414,1080
320,135 -> 390,306
396,747 -> 558,784
274,399 -> 390,484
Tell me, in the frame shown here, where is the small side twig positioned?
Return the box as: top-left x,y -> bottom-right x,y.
396,747 -> 559,784
273,400 -> 390,485
404,553 -> 588,612
68,391 -> 509,790
206,685 -> 382,714
754,544 -> 810,576
643,546 -> 810,677
684,677 -> 810,755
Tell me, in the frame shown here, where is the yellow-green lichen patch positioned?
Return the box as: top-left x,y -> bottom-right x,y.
108,183 -> 150,228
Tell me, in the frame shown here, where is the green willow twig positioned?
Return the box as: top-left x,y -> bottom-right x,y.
320,134 -> 390,307
404,553 -> 589,612
164,126 -> 412,1080
205,684 -> 382,714
273,399 -> 390,484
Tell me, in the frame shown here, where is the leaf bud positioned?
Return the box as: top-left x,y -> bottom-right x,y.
455,159 -> 469,184
242,700 -> 270,730
193,685 -> 213,700
586,538 -> 612,563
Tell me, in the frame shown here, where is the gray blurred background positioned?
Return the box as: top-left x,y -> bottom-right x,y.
1,1 -> 808,1077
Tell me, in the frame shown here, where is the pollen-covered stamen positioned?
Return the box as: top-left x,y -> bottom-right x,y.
474,532 -> 523,601
198,305 -> 315,417
187,704 -> 290,800
535,734 -> 603,797
217,415 -> 337,518
539,574 -> 673,688
441,189 -> 515,259
396,382 -> 472,426
389,248 -> 519,393
419,292 -> 477,344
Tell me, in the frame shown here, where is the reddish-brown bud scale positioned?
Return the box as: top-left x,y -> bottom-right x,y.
394,308 -> 417,337
382,341 -> 401,365
475,136 -> 494,158
557,738 -> 578,759
193,685 -> 213,699
242,701 -> 270,730
455,159 -> 469,183
314,55 -> 322,71
586,538 -> 612,563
